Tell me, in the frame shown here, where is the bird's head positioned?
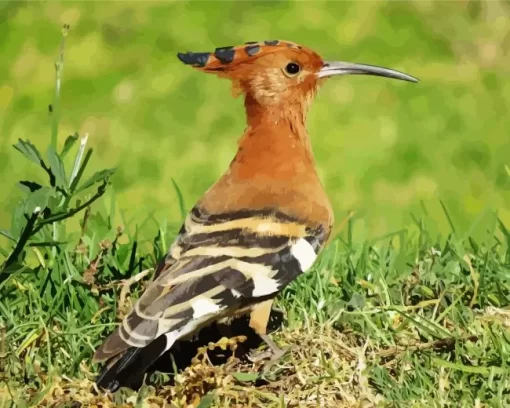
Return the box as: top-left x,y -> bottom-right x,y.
177,40 -> 418,110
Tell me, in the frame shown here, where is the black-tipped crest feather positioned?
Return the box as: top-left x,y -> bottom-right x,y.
177,52 -> 209,67
176,40 -> 301,70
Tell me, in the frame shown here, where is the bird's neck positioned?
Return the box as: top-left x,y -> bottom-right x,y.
198,94 -> 333,228
234,94 -> 316,179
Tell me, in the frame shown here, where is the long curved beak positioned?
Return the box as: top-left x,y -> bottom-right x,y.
318,61 -> 419,83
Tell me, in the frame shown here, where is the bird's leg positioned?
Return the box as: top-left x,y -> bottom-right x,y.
247,299 -> 289,364
261,333 -> 287,360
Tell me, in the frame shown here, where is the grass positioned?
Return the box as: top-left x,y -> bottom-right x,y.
2,8 -> 510,408
2,199 -> 510,406
2,1 -> 510,239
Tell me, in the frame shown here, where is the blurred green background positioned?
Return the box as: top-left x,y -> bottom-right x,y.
1,0 -> 509,243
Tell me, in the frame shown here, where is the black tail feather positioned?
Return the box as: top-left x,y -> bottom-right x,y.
95,335 -> 169,393
94,309 -> 285,393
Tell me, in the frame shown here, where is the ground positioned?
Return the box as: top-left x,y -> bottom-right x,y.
2,215 -> 510,406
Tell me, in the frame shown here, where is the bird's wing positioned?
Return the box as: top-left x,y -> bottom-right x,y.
93,206 -> 327,363
151,224 -> 186,281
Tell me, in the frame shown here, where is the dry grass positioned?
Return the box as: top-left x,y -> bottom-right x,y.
8,308 -> 508,408
4,325 -> 384,408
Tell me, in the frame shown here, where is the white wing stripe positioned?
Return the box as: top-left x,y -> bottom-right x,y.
251,274 -> 280,297
290,238 -> 317,272
191,296 -> 222,318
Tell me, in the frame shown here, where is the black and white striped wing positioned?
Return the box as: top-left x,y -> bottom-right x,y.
93,207 -> 327,363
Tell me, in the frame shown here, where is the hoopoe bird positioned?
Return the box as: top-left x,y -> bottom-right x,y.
93,40 -> 417,391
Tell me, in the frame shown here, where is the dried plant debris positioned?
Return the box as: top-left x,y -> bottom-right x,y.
7,327 -> 395,408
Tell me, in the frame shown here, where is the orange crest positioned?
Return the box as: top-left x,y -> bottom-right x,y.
177,40 -> 326,101
177,40 -> 304,71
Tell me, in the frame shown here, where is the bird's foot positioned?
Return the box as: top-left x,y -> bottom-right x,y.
247,348 -> 273,363
267,345 -> 288,363
261,345 -> 289,374
248,341 -> 289,373
247,333 -> 289,371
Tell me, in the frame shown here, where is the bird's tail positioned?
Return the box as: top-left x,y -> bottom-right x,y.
94,308 -> 286,392
95,334 -> 171,393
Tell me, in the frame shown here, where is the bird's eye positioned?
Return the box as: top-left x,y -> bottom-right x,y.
283,62 -> 301,77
